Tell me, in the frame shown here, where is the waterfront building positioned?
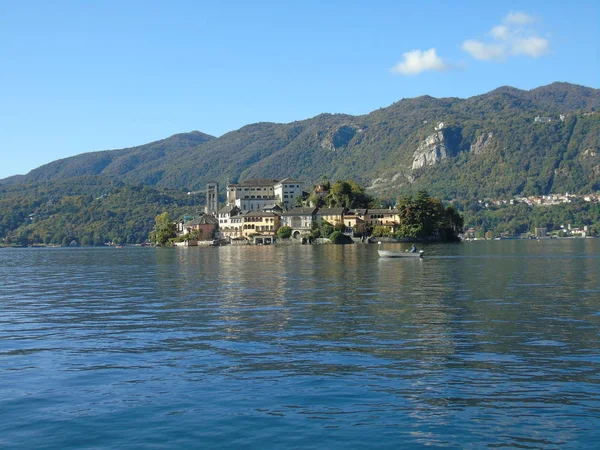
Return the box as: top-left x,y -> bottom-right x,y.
281,207 -> 318,239
180,214 -> 219,239
217,205 -> 243,239
315,207 -> 346,226
241,211 -> 281,239
364,208 -> 400,228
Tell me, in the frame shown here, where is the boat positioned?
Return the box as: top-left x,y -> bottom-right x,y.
378,249 -> 424,258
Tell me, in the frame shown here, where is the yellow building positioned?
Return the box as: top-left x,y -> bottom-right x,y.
365,208 -> 400,229
242,211 -> 281,239
315,207 -> 346,227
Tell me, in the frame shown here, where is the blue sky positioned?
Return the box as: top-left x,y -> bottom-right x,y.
1,0 -> 598,179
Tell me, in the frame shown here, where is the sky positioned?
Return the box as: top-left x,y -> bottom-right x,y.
1,0 -> 598,179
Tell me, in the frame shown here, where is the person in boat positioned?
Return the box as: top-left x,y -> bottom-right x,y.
409,244 -> 418,253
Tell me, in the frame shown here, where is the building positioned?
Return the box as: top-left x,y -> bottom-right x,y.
205,182 -> 219,214
274,178 -> 304,210
262,204 -> 284,214
241,211 -> 281,239
364,208 -> 400,228
281,207 -> 318,239
227,179 -> 278,206
343,209 -> 368,234
227,178 -> 304,211
179,214 -> 219,240
315,207 -> 346,226
217,205 -> 243,239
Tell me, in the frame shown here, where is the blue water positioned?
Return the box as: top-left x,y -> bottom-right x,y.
1,240 -> 599,449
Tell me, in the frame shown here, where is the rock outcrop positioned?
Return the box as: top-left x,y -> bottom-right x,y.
412,131 -> 447,170
470,132 -> 494,155
320,124 -> 362,150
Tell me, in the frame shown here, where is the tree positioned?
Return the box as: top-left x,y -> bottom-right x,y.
320,221 -> 334,238
149,212 -> 177,246
396,190 -> 463,241
372,225 -> 391,237
187,229 -> 204,241
277,226 -> 292,239
329,230 -> 351,244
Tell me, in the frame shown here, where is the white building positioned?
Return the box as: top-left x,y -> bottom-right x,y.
234,197 -> 275,211
274,178 -> 303,210
217,205 -> 243,239
227,178 -> 303,211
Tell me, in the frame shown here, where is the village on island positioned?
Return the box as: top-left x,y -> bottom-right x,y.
165,177 -> 424,247
155,176 -> 598,247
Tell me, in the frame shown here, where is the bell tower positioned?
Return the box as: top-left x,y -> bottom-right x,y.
205,182 -> 218,214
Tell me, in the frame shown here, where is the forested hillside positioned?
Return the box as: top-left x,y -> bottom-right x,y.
1,82 -> 598,244
0,177 -> 204,245
2,83 -> 597,203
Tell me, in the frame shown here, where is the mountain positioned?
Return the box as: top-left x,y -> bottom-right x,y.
2,82 -> 598,203
0,131 -> 215,187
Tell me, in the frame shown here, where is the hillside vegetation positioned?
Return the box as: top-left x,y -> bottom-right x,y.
0,82 -> 598,243
2,82 -> 597,202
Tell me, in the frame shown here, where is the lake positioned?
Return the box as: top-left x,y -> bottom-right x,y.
1,240 -> 599,449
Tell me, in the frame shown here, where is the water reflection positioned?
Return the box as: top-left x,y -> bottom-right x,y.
0,240 -> 599,449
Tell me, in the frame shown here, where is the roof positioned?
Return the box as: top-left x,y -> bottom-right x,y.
242,210 -> 281,217
281,207 -> 318,216
184,214 -> 218,226
368,209 -> 399,215
218,205 -> 240,214
315,207 -> 346,216
345,209 -> 367,216
228,178 -> 279,188
276,177 -> 302,185
262,204 -> 283,211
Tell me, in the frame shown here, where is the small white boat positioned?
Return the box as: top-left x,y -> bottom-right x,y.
378,249 -> 424,258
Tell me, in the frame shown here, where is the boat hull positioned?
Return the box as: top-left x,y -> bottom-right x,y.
378,250 -> 423,258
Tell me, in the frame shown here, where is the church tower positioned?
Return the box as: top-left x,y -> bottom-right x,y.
205,182 -> 218,215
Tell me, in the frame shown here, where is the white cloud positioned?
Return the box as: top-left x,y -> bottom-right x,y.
504,11 -> 535,25
511,36 -> 549,57
462,12 -> 549,62
462,40 -> 506,61
489,25 -> 509,40
391,48 -> 448,75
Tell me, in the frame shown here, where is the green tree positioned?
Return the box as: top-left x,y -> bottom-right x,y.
149,212 -> 177,246
277,226 -> 292,239
320,221 -> 335,238
396,190 -> 463,241
329,230 -> 353,244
